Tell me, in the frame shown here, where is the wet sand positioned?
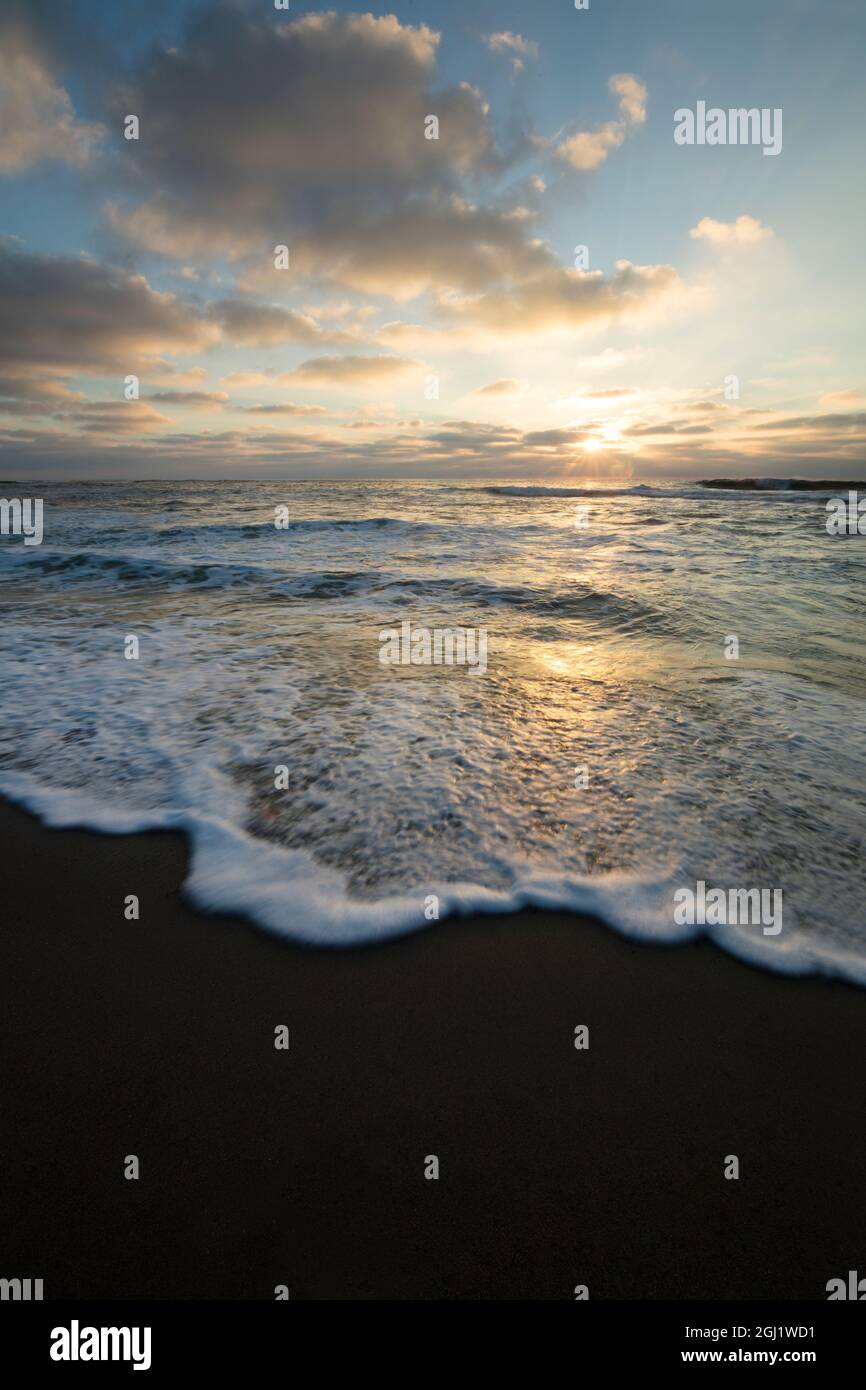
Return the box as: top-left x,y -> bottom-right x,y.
1,798 -> 864,1300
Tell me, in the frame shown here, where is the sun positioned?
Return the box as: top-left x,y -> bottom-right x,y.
584,424 -> 623,452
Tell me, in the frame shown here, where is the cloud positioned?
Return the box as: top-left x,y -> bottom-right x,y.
819,389 -> 866,408
622,420 -> 713,437
95,10 -> 682,361
609,74 -> 648,127
485,31 -> 539,73
555,121 -> 626,172
0,243 -> 395,421
151,365 -> 210,387
0,12 -> 733,470
0,374 -> 86,416
4,404 -> 866,480
101,6 -> 571,313
375,321 -> 453,350
206,299 -> 356,347
556,73 -> 647,171
241,195 -> 553,302
146,391 -> 228,410
240,402 -> 330,416
340,415 -> 422,430
677,399 -> 721,413
0,22 -> 104,174
689,215 -> 774,246
218,373 -> 350,410
522,427 -> 591,447
53,401 -> 173,434
577,346 -> 646,372
438,259 -> 686,336
573,386 -> 640,400
108,8 -> 495,263
220,371 -> 281,388
473,378 -> 528,397
753,410 -> 866,434
0,243 -> 216,410
282,354 -> 425,387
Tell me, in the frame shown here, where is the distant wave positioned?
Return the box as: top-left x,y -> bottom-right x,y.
483,481 -> 848,501
154,515 -> 443,542
148,514 -> 560,544
482,483 -> 706,499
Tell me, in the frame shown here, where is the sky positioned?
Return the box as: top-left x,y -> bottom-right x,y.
0,0 -> 864,480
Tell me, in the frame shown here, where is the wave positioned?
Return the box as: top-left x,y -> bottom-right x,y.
0,546 -> 276,590
483,481 -> 848,502
373,574 -> 659,627
153,515 -> 443,542
482,483 -> 707,499
150,515 -> 561,543
0,545 -> 657,628
1,767 -> 863,985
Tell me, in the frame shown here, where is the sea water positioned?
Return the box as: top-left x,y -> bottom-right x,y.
0,478 -> 864,979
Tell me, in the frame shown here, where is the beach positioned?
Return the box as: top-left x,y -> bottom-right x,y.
3,0 -> 866,1325
2,796 -> 864,1301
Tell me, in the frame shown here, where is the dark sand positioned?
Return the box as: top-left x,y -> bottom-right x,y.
1,798 -> 865,1301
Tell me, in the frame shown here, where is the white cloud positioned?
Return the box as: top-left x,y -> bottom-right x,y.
556,121 -> 625,172
485,32 -> 539,73
689,215 -> 775,246
556,73 -> 647,171
473,378 -> 528,397
609,73 -> 648,127
283,354 -> 425,387
577,346 -> 645,372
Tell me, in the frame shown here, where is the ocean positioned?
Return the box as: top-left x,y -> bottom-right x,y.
1,478 -> 864,979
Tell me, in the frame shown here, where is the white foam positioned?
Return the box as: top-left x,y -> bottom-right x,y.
3,765 -> 865,986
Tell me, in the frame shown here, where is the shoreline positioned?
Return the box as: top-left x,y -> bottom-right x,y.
2,796 -> 865,1299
